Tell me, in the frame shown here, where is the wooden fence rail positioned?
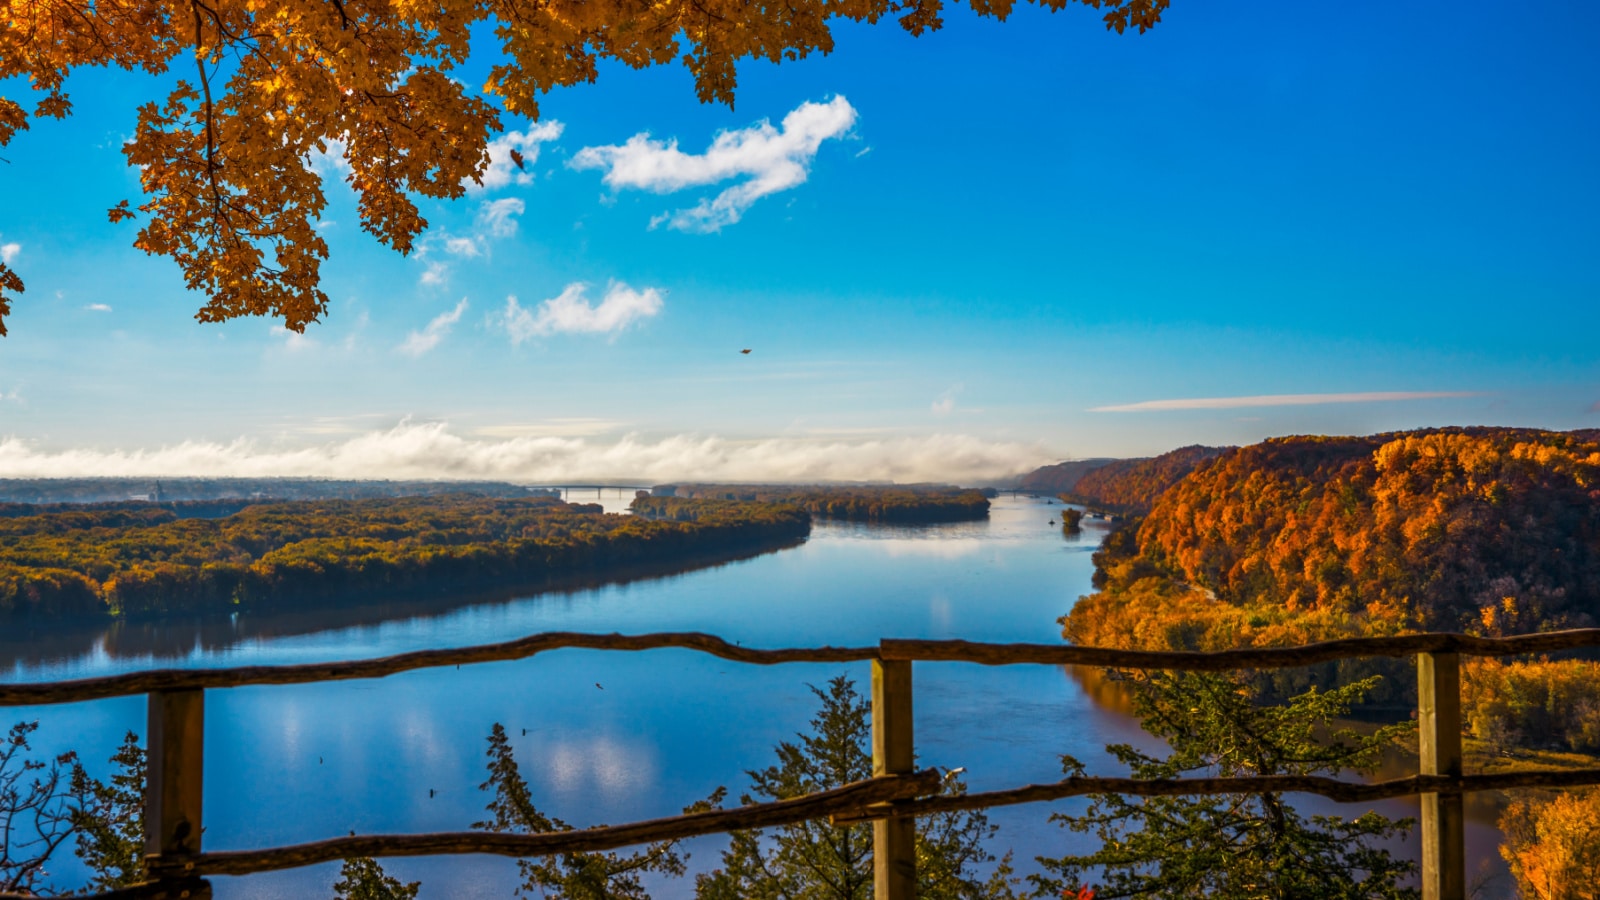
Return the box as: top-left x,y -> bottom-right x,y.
4,628 -> 1600,900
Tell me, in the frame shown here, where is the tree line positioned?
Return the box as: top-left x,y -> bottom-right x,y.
648,485 -> 992,523
0,495 -> 810,621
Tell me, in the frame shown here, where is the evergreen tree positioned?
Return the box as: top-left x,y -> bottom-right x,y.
694,675 -> 1020,900
476,722 -> 722,898
1033,672 -> 1417,900
70,731 -> 146,891
332,856 -> 422,900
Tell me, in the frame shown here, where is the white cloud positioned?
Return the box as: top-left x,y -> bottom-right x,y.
397,299 -> 468,357
0,388 -> 21,404
414,199 -> 527,286
0,423 -> 1052,484
443,236 -> 481,258
476,198 -> 525,238
571,96 -> 858,232
306,137 -> 352,178
419,261 -> 450,287
932,383 -> 963,417
499,282 -> 663,344
1089,391 -> 1482,412
473,122 -> 564,192
269,327 -> 318,353
85,303 -> 113,313
0,241 -> 19,265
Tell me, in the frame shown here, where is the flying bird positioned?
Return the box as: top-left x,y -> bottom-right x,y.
509,148 -> 526,171
595,682 -> 605,690
740,349 -> 752,355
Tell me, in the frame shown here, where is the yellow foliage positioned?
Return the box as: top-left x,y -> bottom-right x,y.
0,0 -> 1170,334
1500,789 -> 1600,900
1461,658 -> 1600,753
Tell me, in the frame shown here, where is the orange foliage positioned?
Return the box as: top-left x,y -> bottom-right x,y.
1499,789 -> 1600,900
0,0 -> 1170,333
1135,428 -> 1600,632
1063,427 -> 1600,716
1066,445 -> 1224,513
1461,658 -> 1600,753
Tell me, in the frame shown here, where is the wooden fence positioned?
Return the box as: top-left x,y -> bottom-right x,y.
4,628 -> 1600,900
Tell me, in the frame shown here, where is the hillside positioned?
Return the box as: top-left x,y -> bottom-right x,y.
1065,445 -> 1227,512
1017,459 -> 1119,494
1064,427 -> 1600,742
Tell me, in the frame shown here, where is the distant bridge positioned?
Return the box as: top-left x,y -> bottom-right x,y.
531,484 -> 653,498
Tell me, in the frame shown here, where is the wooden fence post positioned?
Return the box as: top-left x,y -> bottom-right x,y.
1418,652 -> 1464,900
872,658 -> 916,900
145,688 -> 209,898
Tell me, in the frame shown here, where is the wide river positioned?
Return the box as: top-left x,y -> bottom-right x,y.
2,495 -> 1512,897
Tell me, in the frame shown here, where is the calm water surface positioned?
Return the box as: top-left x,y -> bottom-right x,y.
3,496 -> 1511,897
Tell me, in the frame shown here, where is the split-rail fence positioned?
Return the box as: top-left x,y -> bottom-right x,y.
4,628 -> 1600,900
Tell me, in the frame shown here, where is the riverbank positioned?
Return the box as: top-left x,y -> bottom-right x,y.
0,495 -> 810,623
647,484 -> 992,522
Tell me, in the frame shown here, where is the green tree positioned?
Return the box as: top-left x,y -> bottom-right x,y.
70,731 -> 146,892
694,675 -> 1019,900
476,722 -> 722,898
1034,672 -> 1417,900
332,856 -> 422,900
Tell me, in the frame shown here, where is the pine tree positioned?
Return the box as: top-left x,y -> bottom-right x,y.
70,731 -> 146,891
694,675 -> 1020,900
476,722 -> 721,898
332,856 -> 422,900
1033,672 -> 1417,900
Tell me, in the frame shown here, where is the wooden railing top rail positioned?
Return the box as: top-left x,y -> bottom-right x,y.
0,632 -> 878,707
5,628 -> 1600,707
879,628 -> 1600,668
183,769 -> 943,877
832,768 -> 1600,824
118,768 -> 1594,879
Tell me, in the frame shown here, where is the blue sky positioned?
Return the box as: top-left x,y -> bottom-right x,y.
0,0 -> 1596,482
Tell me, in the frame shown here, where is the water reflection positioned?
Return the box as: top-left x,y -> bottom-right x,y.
0,541 -> 802,680
0,498 -> 1514,898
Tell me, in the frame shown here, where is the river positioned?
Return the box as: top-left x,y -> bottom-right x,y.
0,495 -> 1513,897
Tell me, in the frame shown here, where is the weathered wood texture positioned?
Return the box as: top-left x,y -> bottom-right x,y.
0,632 -> 878,707
6,629 -> 1599,707
830,768 -> 1600,824
879,628 -> 1600,669
192,770 -> 942,877
145,689 -> 205,875
1419,652 -> 1465,900
872,659 -> 916,900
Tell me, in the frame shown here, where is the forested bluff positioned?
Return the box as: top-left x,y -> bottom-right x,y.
1037,426 -> 1600,757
